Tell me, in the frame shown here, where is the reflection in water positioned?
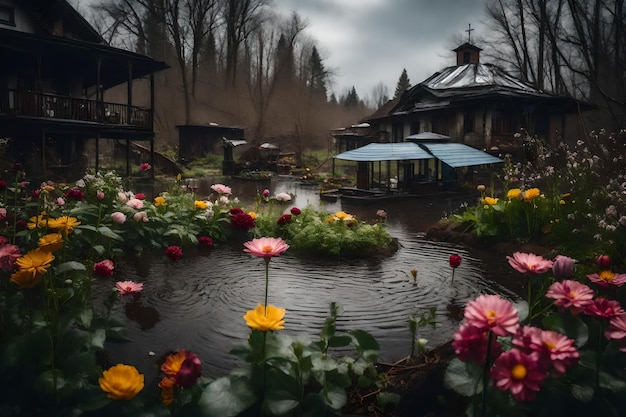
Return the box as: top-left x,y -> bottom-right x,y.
98,177 -> 517,383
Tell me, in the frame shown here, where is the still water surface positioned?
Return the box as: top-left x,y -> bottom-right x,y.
100,177 -> 517,381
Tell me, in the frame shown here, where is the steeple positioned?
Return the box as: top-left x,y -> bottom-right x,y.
453,24 -> 482,65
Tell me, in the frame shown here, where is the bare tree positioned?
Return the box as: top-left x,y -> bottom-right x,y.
371,81 -> 390,109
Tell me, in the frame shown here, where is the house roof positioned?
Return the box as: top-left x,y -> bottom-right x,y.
420,143 -> 503,168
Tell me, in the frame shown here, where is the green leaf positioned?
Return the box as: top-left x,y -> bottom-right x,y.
570,384 -> 594,403
93,245 -> 106,256
328,335 -> 352,348
77,309 -> 93,328
377,391 -> 401,408
198,375 -> 257,417
350,329 -> 380,352
301,393 -> 328,417
600,371 -> 626,393
55,261 -> 87,274
97,226 -> 124,241
324,384 -> 347,410
265,367 -> 300,415
90,328 -> 106,349
34,369 -> 66,399
444,358 -> 482,397
542,312 -> 589,347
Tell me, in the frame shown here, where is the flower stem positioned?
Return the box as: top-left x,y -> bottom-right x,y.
264,259 -> 270,314
481,331 -> 493,417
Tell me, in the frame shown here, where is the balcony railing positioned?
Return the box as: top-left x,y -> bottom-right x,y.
4,89 -> 152,129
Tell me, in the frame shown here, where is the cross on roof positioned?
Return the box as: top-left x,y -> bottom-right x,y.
465,23 -> 474,43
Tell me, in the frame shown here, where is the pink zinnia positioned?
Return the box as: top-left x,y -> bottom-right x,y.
139,163 -> 152,171
452,322 -> 502,363
165,245 -> 183,261
0,243 -> 21,271
491,349 -> 546,402
211,183 -> 232,195
507,252 -> 553,274
545,280 -> 594,312
115,280 -> 143,295
463,294 -> 520,336
605,314 -> 626,351
584,298 -> 625,319
587,271 -> 626,288
244,237 -> 289,260
528,329 -> 579,374
94,259 -> 115,277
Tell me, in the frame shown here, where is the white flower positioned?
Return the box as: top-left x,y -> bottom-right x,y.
219,196 -> 230,205
275,192 -> 292,202
75,179 -> 86,188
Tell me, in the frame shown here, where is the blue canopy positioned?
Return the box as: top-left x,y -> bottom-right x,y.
333,142 -> 433,162
420,143 -> 503,167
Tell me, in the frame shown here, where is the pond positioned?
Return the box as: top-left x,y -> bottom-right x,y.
99,177 -> 518,382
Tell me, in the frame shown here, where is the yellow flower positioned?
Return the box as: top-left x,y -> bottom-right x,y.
325,216 -> 335,223
38,233 -> 64,252
49,216 -> 81,233
507,188 -> 522,200
176,173 -> 182,181
559,200 -> 566,205
247,211 -> 257,219
243,304 -> 286,331
483,197 -> 499,205
154,196 -> 167,207
523,188 -> 541,201
194,200 -> 208,210
99,364 -> 144,400
334,211 -> 354,221
11,249 -> 55,288
27,214 -> 48,230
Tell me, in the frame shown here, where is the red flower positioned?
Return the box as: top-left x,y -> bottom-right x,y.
139,163 -> 152,171
231,212 -> 255,230
596,255 -> 611,269
16,220 -> 27,231
64,189 -> 85,201
229,207 -> 244,216
452,322 -> 501,363
165,245 -> 183,261
290,207 -> 301,215
449,254 -> 462,268
277,214 -> 292,225
94,259 -> 115,277
0,179 -> 6,190
32,189 -> 41,198
135,193 -> 146,200
198,236 -> 214,248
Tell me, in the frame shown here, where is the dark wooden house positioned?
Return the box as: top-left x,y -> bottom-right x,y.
0,0 -> 167,180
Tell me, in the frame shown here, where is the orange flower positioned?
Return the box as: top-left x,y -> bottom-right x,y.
158,377 -> 175,405
38,233 -> 64,252
99,364 -> 144,400
11,248 -> 55,288
244,304 -> 286,331
48,216 -> 81,233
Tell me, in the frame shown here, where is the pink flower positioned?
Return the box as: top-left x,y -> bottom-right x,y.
127,198 -> 144,209
587,271 -> 626,287
115,280 -> 143,295
165,245 -> 183,261
507,252 -> 553,274
277,214 -> 292,225
530,329 -> 579,374
133,211 -> 149,222
290,207 -> 301,215
552,255 -> 575,279
0,207 -> 6,219
56,197 -> 65,206
111,212 -> 127,224
94,259 -> 115,277
0,243 -> 21,271
596,255 -> 611,269
139,163 -> 152,171
449,254 -> 462,268
211,183 -> 232,195
545,280 -> 594,312
605,314 -> 626,351
96,191 -> 105,201
275,192 -> 291,202
584,298 -> 625,319
452,322 -> 502,363
463,294 -> 520,336
198,236 -> 214,247
490,349 -> 546,402
262,189 -> 270,197
244,237 -> 289,260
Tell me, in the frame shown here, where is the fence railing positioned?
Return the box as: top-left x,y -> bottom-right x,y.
4,90 -> 152,129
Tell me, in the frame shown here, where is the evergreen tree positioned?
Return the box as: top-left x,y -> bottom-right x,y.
393,68 -> 411,99
308,46 -> 327,99
343,86 -> 360,107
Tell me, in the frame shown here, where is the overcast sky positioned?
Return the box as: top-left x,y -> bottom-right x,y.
271,0 -> 488,101
78,0 -> 488,102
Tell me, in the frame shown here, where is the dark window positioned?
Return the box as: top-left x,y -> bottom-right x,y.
463,51 -> 471,64
463,112 -> 474,133
0,6 -> 15,26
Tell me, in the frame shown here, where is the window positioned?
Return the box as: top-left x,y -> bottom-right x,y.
463,51 -> 471,64
0,6 -> 15,26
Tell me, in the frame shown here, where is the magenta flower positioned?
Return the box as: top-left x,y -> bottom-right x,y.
605,314 -> 626,351
452,322 -> 502,363
552,255 -> 575,279
277,214 -> 292,226
96,191 -> 105,201
94,259 -> 115,277
596,255 -> 611,269
545,280 -> 594,312
115,280 -> 143,295
165,245 -> 183,261
135,192 -> 146,200
64,189 -> 85,201
244,237 -> 289,260
491,349 -> 546,402
290,207 -> 302,216
211,183 -> 232,195
449,254 -> 462,268
587,271 -> 626,287
198,236 -> 214,248
584,298 -> 626,319
530,329 -> 579,374
507,252 -> 553,274
463,294 -> 520,336
0,243 -> 21,271
139,163 -> 152,171
262,189 -> 270,197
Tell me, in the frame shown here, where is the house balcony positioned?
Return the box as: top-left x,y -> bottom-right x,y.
2,89 -> 152,129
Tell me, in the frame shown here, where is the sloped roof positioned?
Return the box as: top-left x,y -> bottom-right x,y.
420,143 -> 503,167
334,143 -> 432,162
